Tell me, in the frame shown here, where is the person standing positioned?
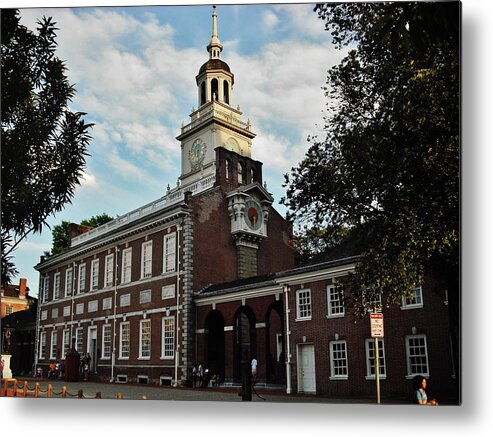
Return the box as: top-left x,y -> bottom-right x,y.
413,376 -> 438,405
251,357 -> 258,380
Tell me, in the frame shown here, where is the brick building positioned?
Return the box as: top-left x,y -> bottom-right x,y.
34,7 -> 459,403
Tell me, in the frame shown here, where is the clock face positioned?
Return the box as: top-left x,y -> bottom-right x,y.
189,139 -> 206,168
244,199 -> 263,231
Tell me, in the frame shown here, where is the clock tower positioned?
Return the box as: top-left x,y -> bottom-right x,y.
177,6 -> 256,187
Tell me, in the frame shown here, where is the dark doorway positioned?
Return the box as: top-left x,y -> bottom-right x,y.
266,302 -> 285,384
205,310 -> 225,380
233,306 -> 256,381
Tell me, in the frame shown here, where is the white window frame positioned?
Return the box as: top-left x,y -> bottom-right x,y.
63,305 -> 70,317
101,324 -> 112,359
365,338 -> 387,379
119,322 -> 130,359
327,284 -> 345,318
402,285 -> 424,309
141,240 -> 153,278
90,259 -> 100,291
163,233 -> 176,273
75,328 -> 84,354
161,316 -> 175,359
139,319 -> 151,359
65,267 -> 73,297
122,248 -> 132,284
50,330 -> 58,360
53,272 -> 61,300
104,253 -> 114,288
62,329 -> 70,359
88,300 -> 98,313
296,289 -> 312,320
140,289 -> 152,304
162,284 -> 176,300
102,297 -> 112,310
5,306 -> 13,316
43,276 -> 49,303
362,290 -> 382,313
120,293 -> 130,308
78,263 -> 86,294
329,340 -> 348,380
406,334 -> 429,377
39,331 -> 47,359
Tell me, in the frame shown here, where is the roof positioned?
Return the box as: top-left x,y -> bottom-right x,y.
1,306 -> 37,329
198,58 -> 231,76
1,283 -> 30,298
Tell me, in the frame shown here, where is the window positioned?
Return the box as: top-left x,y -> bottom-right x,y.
76,303 -> 84,315
163,233 -> 176,273
141,241 -> 153,278
119,322 -> 130,359
50,331 -> 58,359
161,317 -> 175,359
78,263 -> 86,293
238,162 -> 244,184
51,308 -> 59,318
120,293 -> 130,307
65,268 -> 73,297
365,339 -> 386,378
102,297 -> 112,310
41,310 -> 48,321
102,325 -> 112,359
90,259 -> 99,291
88,300 -> 98,313
63,306 -> 70,317
62,329 -> 70,358
225,159 -> 232,181
104,254 -> 114,287
223,80 -> 229,104
39,332 -> 47,359
139,319 -> 151,359
327,284 -> 345,317
122,248 -> 132,284
75,328 -> 84,354
140,289 -> 152,304
296,289 -> 311,320
43,277 -> 49,303
406,335 -> 429,377
5,306 -> 13,316
329,340 -> 348,379
402,285 -> 424,309
162,284 -> 176,300
53,272 -> 61,300
363,290 -> 382,313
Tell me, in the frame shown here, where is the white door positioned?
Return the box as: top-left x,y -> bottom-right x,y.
298,344 -> 316,393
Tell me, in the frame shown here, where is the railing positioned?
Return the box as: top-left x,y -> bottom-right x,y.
70,174 -> 216,247
0,378 -> 137,399
181,105 -> 250,134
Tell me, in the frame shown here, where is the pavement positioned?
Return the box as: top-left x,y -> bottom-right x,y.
4,377 -> 407,404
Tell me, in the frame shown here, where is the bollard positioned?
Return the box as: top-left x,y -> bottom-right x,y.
62,386 -> 67,398
47,384 -> 52,398
13,379 -> 18,397
35,382 -> 40,398
117,393 -> 123,399
96,392 -> 101,399
23,380 -> 28,397
78,389 -> 83,398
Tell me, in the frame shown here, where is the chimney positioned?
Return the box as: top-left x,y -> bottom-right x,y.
19,278 -> 27,298
68,223 -> 93,241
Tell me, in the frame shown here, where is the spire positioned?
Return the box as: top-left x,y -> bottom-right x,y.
207,5 -> 223,59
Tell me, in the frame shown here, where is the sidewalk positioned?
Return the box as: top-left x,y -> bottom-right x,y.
6,377 -> 407,404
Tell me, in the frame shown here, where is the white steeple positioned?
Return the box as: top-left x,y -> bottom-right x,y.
207,5 -> 223,59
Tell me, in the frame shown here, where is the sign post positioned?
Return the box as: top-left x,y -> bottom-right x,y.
370,312 -> 384,404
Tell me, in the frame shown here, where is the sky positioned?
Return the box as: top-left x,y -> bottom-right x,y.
10,1 -> 348,297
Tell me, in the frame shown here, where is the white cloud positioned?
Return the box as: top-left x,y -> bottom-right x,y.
262,10 -> 279,30
80,171 -> 97,188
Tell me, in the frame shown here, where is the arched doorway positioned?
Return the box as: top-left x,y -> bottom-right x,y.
233,306 -> 256,381
205,310 -> 225,380
266,302 -> 285,384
